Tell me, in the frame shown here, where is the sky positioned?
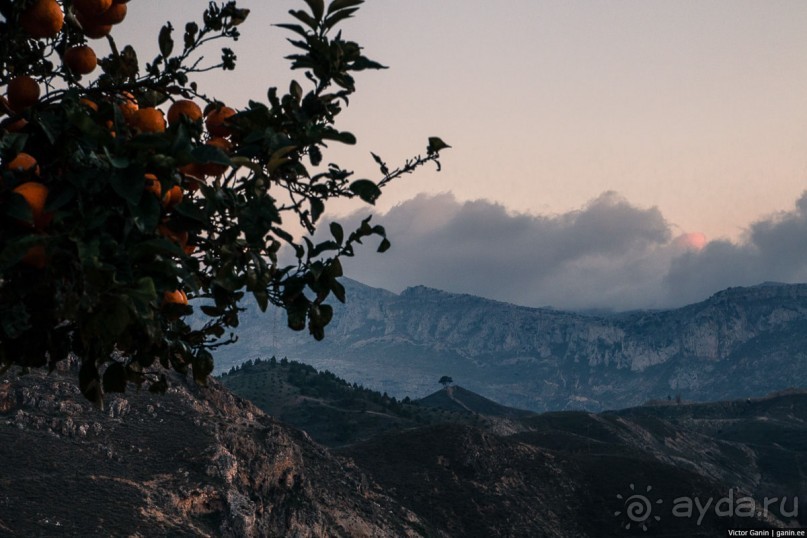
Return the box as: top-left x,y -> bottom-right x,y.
115,1 -> 807,310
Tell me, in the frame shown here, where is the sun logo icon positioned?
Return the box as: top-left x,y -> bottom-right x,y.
614,483 -> 663,531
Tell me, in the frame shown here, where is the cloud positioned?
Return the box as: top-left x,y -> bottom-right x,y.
664,192 -> 807,305
326,191 -> 807,311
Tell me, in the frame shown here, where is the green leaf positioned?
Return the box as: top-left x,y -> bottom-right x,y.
253,291 -> 269,312
327,0 -> 363,15
324,8 -> 359,31
159,23 -> 174,58
310,197 -> 324,223
331,279 -> 346,303
290,79 -> 303,102
311,303 -> 333,325
109,167 -> 146,205
330,222 -> 344,244
174,200 -> 207,223
131,194 -> 161,234
427,136 -> 451,154
287,296 -> 308,331
103,147 -> 130,169
371,152 -> 389,175
303,0 -> 325,21
128,277 -> 157,311
325,257 -> 343,278
275,23 -> 309,38
349,179 -> 381,204
0,132 -> 28,154
0,235 -> 43,271
3,192 -> 34,226
191,144 -> 231,166
321,128 -> 356,145
350,56 -> 387,71
200,305 -> 225,316
311,240 -> 338,258
289,9 -> 318,30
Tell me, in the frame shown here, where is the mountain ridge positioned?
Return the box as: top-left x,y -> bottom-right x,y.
213,280 -> 807,411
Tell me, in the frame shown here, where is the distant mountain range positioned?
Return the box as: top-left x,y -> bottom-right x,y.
211,280 -> 807,411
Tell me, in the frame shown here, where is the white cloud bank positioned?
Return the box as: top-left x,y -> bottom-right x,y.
331,191 -> 807,311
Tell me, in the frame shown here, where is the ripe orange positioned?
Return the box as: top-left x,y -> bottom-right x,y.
79,97 -> 99,112
7,76 -> 40,113
6,153 -> 40,175
116,91 -> 138,121
75,10 -> 112,39
63,45 -> 97,75
73,0 -> 112,15
158,223 -> 189,249
163,289 -> 188,306
179,163 -> 204,180
131,107 -> 166,133
21,245 -> 47,269
94,1 -> 127,25
167,100 -> 203,126
162,185 -> 183,208
144,173 -> 161,198
20,0 -> 64,39
204,106 -> 236,137
104,119 -> 117,138
12,181 -> 51,230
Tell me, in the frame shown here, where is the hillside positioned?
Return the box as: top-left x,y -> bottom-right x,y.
343,390 -> 807,537
0,363 -> 428,537
418,384 -> 534,420
210,280 -> 807,411
2,361 -> 805,536
220,359 -> 804,536
217,358 -> 514,447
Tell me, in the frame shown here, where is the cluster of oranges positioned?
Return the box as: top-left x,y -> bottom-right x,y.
20,0 -> 130,77
2,0 -> 131,126
2,152 -> 51,268
157,99 -> 238,306
2,0 -> 242,308
2,1 -> 131,269
21,0 -> 129,41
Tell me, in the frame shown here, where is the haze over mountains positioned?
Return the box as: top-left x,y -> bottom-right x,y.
213,280 -> 807,412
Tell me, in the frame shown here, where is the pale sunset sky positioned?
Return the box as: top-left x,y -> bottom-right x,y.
117,1 -> 807,310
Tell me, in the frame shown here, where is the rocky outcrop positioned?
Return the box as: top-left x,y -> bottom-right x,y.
0,365 -> 428,537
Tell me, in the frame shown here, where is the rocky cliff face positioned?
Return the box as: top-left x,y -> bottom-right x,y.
0,363 -> 427,537
215,281 -> 807,411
